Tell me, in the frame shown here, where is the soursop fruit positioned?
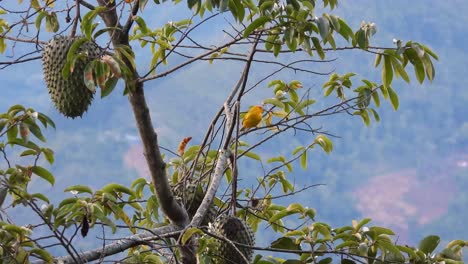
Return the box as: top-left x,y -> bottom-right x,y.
173,183 -> 217,225
211,215 -> 255,264
42,36 -> 100,118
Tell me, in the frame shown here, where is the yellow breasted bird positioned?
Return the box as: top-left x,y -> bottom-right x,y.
241,105 -> 263,131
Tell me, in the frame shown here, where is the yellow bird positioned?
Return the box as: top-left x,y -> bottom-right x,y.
241,105 -> 263,131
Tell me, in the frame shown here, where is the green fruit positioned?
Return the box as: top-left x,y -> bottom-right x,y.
173,183 -> 216,225
211,215 -> 255,264
42,36 -> 100,118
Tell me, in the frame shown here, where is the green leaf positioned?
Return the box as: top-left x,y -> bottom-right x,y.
8,104 -> 25,114
405,48 -> 425,84
286,203 -> 304,213
270,237 -> 302,253
382,55 -> 393,89
391,57 -> 410,83
338,18 -> 354,42
35,11 -> 46,30
335,240 -> 359,250
374,53 -> 382,67
93,27 -> 121,40
27,122 -> 46,142
3,224 -> 31,235
413,59 -> 426,84
312,37 -> 325,60
83,61 -> 96,92
219,0 -> 229,12
20,149 -> 37,157
181,227 -> 203,244
45,12 -> 59,33
37,113 -> 56,129
7,123 -> 18,142
101,77 -> 118,98
273,40 -> 281,57
101,183 -> 135,196
289,89 -> 299,103
262,97 -> 285,109
318,258 -> 332,264
187,0 -> 199,9
19,122 -> 29,143
80,6 -> 105,39
317,16 -> 330,40
267,156 -> 286,164
418,235 -> 440,254
329,15 -> 340,32
355,29 -> 366,49
32,193 -> 50,204
280,177 -> 294,193
378,240 -> 405,261
42,148 -> 54,164
380,84 -> 388,99
269,209 -> 295,223
368,226 -> 395,236
300,151 -> 307,170
0,37 -> 5,54
240,150 -> 261,161
265,34 -> 277,51
231,0 -> 245,22
422,54 -> 435,82
371,90 -> 380,107
66,38 -> 88,63
7,138 -> 40,150
31,166 -> 55,186
292,146 -> 305,155
396,245 -> 419,260
354,218 -> 371,231
438,248 -> 463,261
30,248 -> 54,263
420,44 -> 438,60
446,240 -> 466,249
387,86 -> 399,111
369,108 -> 380,122
64,185 -> 93,194
139,0 -> 149,10
356,110 -> 370,126
0,120 -> 7,133
133,16 -> 149,34
243,16 -> 270,38
305,208 -> 315,219
314,134 -> 333,153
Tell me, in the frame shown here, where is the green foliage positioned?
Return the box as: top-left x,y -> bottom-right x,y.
0,0 -> 463,263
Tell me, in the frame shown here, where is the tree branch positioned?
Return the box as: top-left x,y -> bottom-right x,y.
94,1 -> 193,262
32,225 -> 180,264
190,35 -> 261,227
128,83 -> 189,226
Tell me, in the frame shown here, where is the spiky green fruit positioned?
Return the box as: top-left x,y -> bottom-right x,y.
42,36 -> 100,118
211,215 -> 255,264
173,183 -> 216,225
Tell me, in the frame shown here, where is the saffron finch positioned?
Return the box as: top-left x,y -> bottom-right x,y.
241,105 -> 263,131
